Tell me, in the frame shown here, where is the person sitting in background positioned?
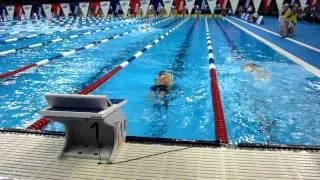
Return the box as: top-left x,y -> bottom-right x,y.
247,5 -> 253,14
148,71 -> 173,101
237,5 -> 244,17
279,3 -> 291,37
248,11 -> 258,23
243,63 -> 271,80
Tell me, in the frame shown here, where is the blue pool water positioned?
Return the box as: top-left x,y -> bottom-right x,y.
0,17 -> 319,145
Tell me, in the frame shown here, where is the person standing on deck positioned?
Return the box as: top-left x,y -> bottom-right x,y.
279,3 -> 291,37
288,3 -> 298,37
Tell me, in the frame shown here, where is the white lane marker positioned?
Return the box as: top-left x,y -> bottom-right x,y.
224,18 -> 320,78
4,38 -> 18,42
209,63 -> 216,69
62,49 -> 76,56
52,38 -> 63,42
36,59 -> 50,66
120,61 -> 129,68
29,43 -> 43,48
231,17 -> 320,53
0,49 -> 16,56
134,51 -> 143,58
84,44 -> 94,49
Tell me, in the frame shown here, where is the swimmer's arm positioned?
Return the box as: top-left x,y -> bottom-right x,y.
148,91 -> 155,99
158,91 -> 166,100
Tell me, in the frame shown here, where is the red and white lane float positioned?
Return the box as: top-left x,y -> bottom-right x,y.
0,17 -> 152,57
0,17 -> 170,81
205,18 -> 228,144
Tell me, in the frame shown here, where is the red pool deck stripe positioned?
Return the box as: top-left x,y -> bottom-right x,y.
205,18 -> 228,144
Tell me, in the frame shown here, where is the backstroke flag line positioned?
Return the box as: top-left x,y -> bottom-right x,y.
100,1 -> 110,16
130,0 -> 140,16
230,0 -> 240,14
120,0 -> 130,16
61,3 -> 71,17
275,0 -> 284,13
23,5 -> 32,19
207,0 -> 217,14
42,4 -> 52,18
140,0 -> 149,16
186,0 -> 195,14
79,2 -> 90,17
6,6 -> 14,20
163,0 -> 173,15
263,0 -> 272,13
252,0 -> 261,12
299,0 -> 307,9
175,0 -> 184,13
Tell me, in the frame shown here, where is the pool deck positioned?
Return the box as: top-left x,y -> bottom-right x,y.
224,16 -> 320,77
1,131 -> 320,179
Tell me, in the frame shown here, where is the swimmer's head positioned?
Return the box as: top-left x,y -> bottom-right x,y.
243,63 -> 258,72
159,71 -> 166,76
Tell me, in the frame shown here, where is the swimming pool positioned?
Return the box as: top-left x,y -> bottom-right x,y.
0,16 -> 319,145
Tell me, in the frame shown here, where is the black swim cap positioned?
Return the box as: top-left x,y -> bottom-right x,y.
159,71 -> 166,76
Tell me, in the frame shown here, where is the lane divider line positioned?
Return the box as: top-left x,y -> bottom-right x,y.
0,17 -> 111,36
205,18 -> 228,144
0,17 -> 173,80
230,17 -> 320,53
0,16 -> 129,44
0,16 -> 121,41
0,18 -> 72,32
0,17 -> 153,57
224,17 -> 320,78
27,17 -> 188,130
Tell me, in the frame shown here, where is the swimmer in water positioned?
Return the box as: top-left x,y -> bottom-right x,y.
148,71 -> 173,101
243,63 -> 271,80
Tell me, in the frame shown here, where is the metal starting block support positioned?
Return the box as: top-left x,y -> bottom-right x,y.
40,93 -> 127,163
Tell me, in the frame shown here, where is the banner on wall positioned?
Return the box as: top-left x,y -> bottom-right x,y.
100,1 -> 110,16
91,1 -> 101,16
163,0 -> 173,14
230,0 -> 239,14
23,5 -> 32,19
175,0 -> 184,13
252,0 -> 261,12
130,0 -> 140,16
290,0 -> 294,5
120,0 -> 130,16
245,0 -> 251,8
207,0 -> 217,14
60,3 -> 70,17
220,0 -> 228,10
311,0 -> 317,6
275,0 -> 284,12
6,6 -> 14,20
42,4 -> 51,18
186,0 -> 195,14
300,0 -> 307,9
140,0 -> 149,16
79,2 -> 90,17
201,0 -> 206,10
263,0 -> 272,12
150,0 -> 161,13
15,5 -> 23,20
52,4 -> 61,18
